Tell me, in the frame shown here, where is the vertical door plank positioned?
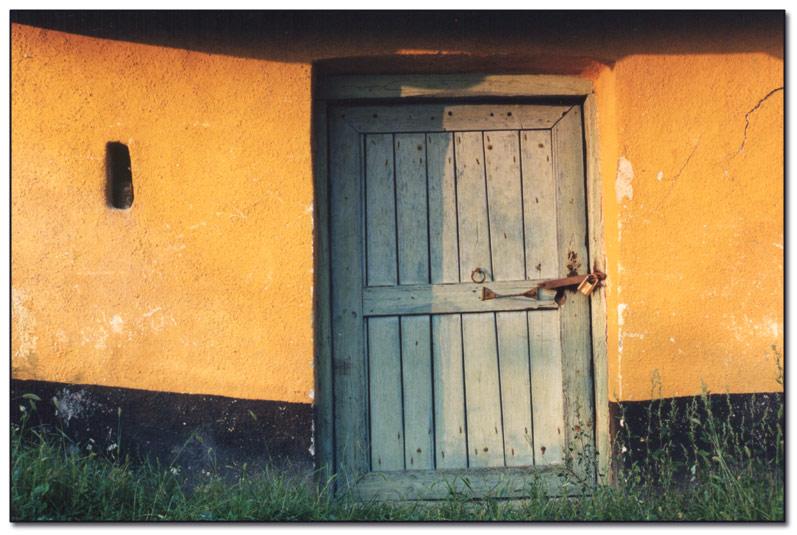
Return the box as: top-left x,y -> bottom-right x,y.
401,316 -> 434,469
431,314 -> 466,468
455,132 -> 492,280
365,134 -> 398,287
368,317 -> 405,471
427,133 -> 460,284
329,112 -> 368,482
484,130 -> 533,466
395,133 -> 429,285
461,313 -> 505,467
520,129 -> 564,466
521,130 -> 558,280
427,133 -> 466,468
484,130 -> 525,281
528,310 -> 565,465
394,133 -> 435,470
455,131 -> 504,468
584,93 -> 611,483
553,107 -> 594,475
364,133 -> 403,472
495,311 -> 534,466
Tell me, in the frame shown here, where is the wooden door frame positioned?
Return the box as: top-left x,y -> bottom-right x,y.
313,74 -> 610,489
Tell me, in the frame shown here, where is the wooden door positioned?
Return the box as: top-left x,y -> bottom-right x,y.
327,103 -> 594,499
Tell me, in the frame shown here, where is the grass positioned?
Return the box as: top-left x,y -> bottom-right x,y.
11,372 -> 784,521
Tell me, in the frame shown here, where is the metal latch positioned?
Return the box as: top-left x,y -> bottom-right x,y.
539,271 -> 606,304
479,271 -> 606,304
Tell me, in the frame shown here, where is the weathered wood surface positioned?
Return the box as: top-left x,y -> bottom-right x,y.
584,93 -> 611,484
329,112 -> 368,484
339,104 -> 572,133
495,310 -> 535,467
426,132 -> 459,285
394,133 -> 430,285
312,102 -> 334,482
400,316 -> 434,469
364,132 -> 403,472
461,312 -> 505,467
323,92 -> 603,498
553,106 -> 594,482
318,74 -> 594,100
521,130 -> 558,281
483,130 -> 534,466
432,314 -> 467,469
352,466 -> 567,501
520,128 -> 565,466
426,133 -> 467,470
392,132 -> 435,470
363,281 -> 558,316
454,136 -> 504,467
365,134 -> 397,287
529,310 -> 565,465
368,317 -> 404,471
454,132 -> 492,282
484,130 -> 525,281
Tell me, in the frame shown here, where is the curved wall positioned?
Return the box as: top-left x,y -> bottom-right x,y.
11,15 -> 783,406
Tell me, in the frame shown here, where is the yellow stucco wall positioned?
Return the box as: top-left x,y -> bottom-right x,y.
11,19 -> 783,404
12,24 -> 315,403
601,54 -> 784,400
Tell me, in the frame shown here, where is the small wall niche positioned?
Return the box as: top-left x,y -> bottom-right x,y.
106,142 -> 134,209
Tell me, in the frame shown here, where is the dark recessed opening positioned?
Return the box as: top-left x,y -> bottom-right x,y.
106,142 -> 133,209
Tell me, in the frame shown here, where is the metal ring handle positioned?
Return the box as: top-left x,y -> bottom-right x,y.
470,267 -> 486,284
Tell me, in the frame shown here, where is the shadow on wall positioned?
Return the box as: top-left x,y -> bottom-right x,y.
10,10 -> 784,69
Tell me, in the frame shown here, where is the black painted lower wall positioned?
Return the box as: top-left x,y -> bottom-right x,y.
11,379 -> 314,480
608,391 -> 783,482
11,379 -> 782,485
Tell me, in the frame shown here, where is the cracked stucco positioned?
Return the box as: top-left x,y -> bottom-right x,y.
603,52 -> 783,400
11,21 -> 783,405
738,87 -> 784,153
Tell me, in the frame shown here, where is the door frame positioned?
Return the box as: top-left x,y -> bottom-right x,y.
313,74 -> 609,490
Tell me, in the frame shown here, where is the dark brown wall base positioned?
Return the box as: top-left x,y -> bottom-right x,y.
608,392 -> 783,481
11,380 -> 782,486
11,379 -> 314,480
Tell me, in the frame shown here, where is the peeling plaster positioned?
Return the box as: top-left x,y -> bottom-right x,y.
615,156 -> 634,203
94,327 -> 109,350
12,288 -> 38,361
617,303 -> 628,400
110,315 -> 124,333
617,303 -> 628,326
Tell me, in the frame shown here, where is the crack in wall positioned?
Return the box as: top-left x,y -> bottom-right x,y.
738,87 -> 783,154
673,141 -> 699,182
654,138 -> 700,212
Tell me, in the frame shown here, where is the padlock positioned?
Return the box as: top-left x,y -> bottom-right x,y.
577,274 -> 599,296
